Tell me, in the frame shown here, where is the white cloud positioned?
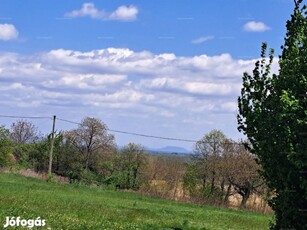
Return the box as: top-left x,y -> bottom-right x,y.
243,21 -> 271,32
65,2 -> 104,19
65,2 -> 138,21
0,24 -> 18,40
0,82 -> 24,91
109,5 -> 138,21
0,48 -> 258,110
220,102 -> 237,112
42,73 -> 127,90
192,36 -> 214,44
0,48 -> 280,147
140,78 -> 239,96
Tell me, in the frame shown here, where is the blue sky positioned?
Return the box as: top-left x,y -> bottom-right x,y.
0,0 -> 296,150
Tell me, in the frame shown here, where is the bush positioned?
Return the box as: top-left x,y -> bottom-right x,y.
0,127 -> 14,168
79,170 -> 99,185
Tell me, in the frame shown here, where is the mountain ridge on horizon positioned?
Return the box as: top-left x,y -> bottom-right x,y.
146,146 -> 193,154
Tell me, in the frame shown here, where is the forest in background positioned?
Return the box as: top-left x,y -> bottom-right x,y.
0,117 -> 271,212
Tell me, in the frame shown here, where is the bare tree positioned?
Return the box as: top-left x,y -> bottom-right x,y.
165,156 -> 186,199
217,139 -> 237,204
227,143 -> 264,208
194,130 -> 227,194
65,117 -> 115,170
191,131 -> 264,208
145,154 -> 186,199
10,120 -> 38,144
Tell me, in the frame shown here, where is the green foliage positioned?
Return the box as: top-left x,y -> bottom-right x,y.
0,173 -> 271,230
0,126 -> 14,167
183,164 -> 199,197
47,173 -> 56,183
183,163 -> 223,204
97,143 -> 148,190
11,141 -> 49,170
116,143 -> 147,190
25,141 -> 50,172
79,169 -> 99,185
200,186 -> 224,202
238,1 -> 307,229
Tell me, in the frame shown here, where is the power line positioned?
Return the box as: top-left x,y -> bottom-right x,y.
57,117 -> 244,145
107,128 -> 198,143
57,118 -> 81,126
0,115 -> 52,120
57,117 -> 198,143
0,114 -> 244,145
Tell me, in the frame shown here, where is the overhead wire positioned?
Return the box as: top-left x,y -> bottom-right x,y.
1,115 -> 259,174
56,117 -> 81,126
0,114 -> 244,145
0,115 -> 52,120
57,117 -> 198,143
57,117 -> 244,145
106,129 -> 198,143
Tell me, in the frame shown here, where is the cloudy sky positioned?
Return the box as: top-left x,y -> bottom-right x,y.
0,0 -> 294,150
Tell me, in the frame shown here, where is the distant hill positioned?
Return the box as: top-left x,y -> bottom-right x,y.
158,146 -> 191,154
118,145 -> 193,155
146,146 -> 192,155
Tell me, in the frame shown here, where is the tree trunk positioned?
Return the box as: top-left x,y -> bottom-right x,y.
126,170 -> 131,189
210,171 -> 216,193
240,189 -> 251,208
132,168 -> 138,189
85,149 -> 90,171
224,183 -> 232,204
173,178 -> 178,199
220,179 -> 225,204
85,158 -> 89,171
220,179 -> 225,193
202,174 -> 206,190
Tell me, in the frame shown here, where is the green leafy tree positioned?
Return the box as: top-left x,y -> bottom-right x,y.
238,1 -> 307,228
0,126 -> 14,167
183,163 -> 201,200
118,143 -> 146,190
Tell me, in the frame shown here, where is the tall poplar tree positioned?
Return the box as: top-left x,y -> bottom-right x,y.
238,1 -> 307,229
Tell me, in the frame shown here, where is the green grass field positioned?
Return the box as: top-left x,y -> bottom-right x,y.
0,173 -> 272,229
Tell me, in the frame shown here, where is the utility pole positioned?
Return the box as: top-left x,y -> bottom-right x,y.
48,115 -> 56,175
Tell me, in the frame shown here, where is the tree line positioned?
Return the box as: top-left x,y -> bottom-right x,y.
1,1 -> 305,228
0,117 -> 268,211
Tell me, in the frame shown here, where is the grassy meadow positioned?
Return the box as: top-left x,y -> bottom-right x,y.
0,173 -> 272,229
